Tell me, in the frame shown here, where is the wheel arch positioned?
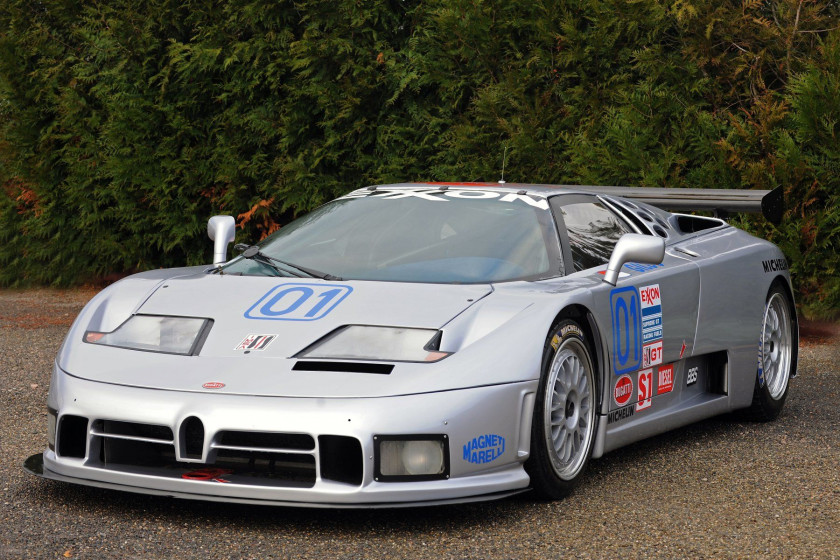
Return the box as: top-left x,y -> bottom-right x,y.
548,304 -> 607,412
770,274 -> 799,378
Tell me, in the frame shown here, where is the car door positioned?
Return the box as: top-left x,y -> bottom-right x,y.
549,195 -> 701,427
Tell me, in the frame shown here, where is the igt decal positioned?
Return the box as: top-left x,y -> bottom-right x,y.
614,375 -> 634,407
642,340 -> 663,368
637,369 -> 653,411
657,364 -> 674,394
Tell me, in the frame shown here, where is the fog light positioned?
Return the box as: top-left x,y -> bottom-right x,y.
374,435 -> 449,482
47,408 -> 57,451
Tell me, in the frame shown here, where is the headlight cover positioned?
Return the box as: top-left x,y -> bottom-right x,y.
84,315 -> 212,356
297,326 -> 450,362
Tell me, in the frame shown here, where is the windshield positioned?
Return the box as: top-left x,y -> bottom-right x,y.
222,188 -> 563,283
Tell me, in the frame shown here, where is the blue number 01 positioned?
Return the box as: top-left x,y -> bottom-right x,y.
244,283 -> 353,321
610,286 -> 642,375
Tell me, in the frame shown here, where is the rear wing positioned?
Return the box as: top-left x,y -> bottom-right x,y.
571,185 -> 784,225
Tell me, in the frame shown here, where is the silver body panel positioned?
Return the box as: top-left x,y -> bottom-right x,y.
30,183 -> 796,506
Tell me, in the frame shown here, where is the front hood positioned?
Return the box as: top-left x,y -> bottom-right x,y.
60,274 -> 497,397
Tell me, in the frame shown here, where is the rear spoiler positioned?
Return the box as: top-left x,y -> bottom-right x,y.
571,185 -> 785,225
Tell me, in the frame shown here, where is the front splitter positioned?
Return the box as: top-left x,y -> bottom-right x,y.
23,454 -> 529,509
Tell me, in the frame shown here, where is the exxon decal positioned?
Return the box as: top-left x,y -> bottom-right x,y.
463,434 -> 505,464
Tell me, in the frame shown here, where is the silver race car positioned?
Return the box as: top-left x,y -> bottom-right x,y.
25,183 -> 797,507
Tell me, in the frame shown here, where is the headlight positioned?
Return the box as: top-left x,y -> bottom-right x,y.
84,315 -> 212,355
297,326 -> 450,362
374,435 -> 450,481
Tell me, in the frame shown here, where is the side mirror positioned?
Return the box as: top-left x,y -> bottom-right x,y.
602,234 -> 665,286
207,215 -> 236,265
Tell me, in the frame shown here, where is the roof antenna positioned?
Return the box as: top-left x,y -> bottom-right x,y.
498,145 -> 508,184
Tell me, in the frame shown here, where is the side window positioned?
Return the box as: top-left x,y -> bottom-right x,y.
556,201 -> 632,272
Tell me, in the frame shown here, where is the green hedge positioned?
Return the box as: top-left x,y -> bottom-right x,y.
1,1 -> 838,315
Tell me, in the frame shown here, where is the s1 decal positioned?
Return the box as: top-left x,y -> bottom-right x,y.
637,369 -> 653,411
244,283 -> 352,321
610,286 -> 642,375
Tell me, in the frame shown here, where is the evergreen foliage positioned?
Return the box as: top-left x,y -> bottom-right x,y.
1,0 -> 838,314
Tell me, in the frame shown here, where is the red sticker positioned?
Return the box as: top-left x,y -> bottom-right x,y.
182,468 -> 233,482
614,375 -> 634,406
202,382 -> 225,389
636,369 -> 653,411
657,364 -> 674,394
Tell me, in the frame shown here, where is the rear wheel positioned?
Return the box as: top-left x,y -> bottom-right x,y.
526,320 -> 597,499
745,284 -> 796,421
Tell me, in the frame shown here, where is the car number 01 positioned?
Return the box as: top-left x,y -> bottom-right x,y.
245,283 -> 353,321
610,287 -> 642,375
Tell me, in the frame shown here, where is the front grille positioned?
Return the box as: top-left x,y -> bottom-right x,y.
180,416 -> 205,459
83,419 -> 363,489
216,430 -> 314,451
97,420 -> 173,441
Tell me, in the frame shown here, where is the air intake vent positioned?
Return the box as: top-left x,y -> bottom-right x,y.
180,416 -> 205,460
217,431 -> 314,451
57,415 -> 89,458
319,435 -> 363,485
293,361 -> 394,374
97,420 -> 173,441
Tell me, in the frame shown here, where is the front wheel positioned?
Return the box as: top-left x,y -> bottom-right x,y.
745,284 -> 797,421
525,320 -> 598,500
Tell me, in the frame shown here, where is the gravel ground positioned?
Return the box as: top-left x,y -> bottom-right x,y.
1,288 -> 838,559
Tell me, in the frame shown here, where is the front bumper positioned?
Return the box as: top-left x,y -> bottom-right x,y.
28,364 -> 536,507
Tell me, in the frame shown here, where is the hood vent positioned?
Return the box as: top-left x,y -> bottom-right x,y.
293,361 -> 394,375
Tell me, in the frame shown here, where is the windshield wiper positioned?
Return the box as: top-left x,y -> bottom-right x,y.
234,244 -> 342,280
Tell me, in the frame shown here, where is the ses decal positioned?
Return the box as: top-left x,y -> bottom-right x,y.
657,364 -> 674,394
245,283 -> 352,321
235,334 -> 276,351
341,187 -> 549,210
636,369 -> 653,411
463,434 -> 505,464
614,375 -> 634,407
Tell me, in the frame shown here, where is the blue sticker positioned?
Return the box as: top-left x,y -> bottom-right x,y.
624,262 -> 665,273
610,286 -> 642,375
463,434 -> 505,464
244,283 -> 352,321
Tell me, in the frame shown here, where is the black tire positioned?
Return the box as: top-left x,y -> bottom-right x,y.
525,319 -> 598,500
743,283 -> 797,422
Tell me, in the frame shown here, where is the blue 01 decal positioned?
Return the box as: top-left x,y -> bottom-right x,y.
610,286 -> 642,375
244,283 -> 352,321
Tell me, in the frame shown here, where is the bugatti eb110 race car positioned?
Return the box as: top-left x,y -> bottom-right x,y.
25,183 -> 797,507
